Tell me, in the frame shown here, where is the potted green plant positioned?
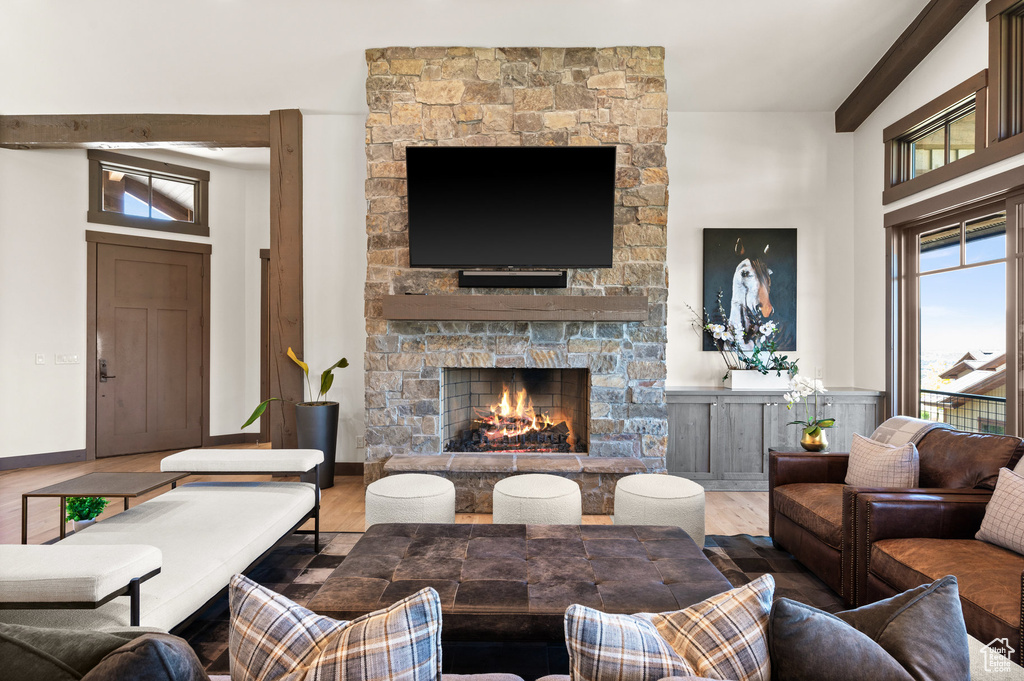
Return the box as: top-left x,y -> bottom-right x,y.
66,496 -> 108,532
784,374 -> 836,451
243,348 -> 348,489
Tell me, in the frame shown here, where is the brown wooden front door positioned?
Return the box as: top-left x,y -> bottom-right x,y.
95,243 -> 203,457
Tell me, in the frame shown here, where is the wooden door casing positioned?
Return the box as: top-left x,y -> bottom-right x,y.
95,243 -> 203,457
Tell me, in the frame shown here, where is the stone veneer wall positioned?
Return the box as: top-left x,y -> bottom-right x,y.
363,46 -> 669,483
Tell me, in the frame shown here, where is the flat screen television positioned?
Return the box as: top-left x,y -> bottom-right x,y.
406,146 -> 616,269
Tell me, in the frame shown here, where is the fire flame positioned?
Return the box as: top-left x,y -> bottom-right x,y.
477,385 -> 554,438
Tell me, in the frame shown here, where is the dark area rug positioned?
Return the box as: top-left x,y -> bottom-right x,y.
703,534 -> 845,613
183,531 -> 843,676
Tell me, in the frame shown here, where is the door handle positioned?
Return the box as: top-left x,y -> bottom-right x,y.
99,359 -> 116,382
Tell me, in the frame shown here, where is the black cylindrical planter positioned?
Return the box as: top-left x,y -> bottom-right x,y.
295,402 -> 339,490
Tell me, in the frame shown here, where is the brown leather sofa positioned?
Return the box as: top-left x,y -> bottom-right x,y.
855,491 -> 1024,663
768,427 -> 1024,605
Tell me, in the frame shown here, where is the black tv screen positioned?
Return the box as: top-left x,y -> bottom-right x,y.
406,146 -> 616,269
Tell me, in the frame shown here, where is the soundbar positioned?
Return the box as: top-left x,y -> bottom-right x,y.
458,270 -> 568,289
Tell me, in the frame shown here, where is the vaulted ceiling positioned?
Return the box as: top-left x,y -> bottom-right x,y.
1,0 -> 929,115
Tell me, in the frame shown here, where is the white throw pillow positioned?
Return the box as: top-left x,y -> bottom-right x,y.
976,467 -> 1024,555
845,433 -> 919,488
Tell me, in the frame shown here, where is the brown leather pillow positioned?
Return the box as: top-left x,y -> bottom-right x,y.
769,576 -> 969,681
916,428 -> 1024,490
80,633 -> 209,681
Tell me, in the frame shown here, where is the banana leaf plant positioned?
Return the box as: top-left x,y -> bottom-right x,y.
241,348 -> 348,428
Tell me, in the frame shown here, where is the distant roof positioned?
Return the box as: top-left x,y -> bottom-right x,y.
939,351 -> 1004,380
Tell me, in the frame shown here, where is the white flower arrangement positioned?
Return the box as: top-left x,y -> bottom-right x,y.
784,373 -> 835,436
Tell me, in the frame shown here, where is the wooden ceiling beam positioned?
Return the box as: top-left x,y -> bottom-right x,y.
0,114 -> 271,149
835,0 -> 981,133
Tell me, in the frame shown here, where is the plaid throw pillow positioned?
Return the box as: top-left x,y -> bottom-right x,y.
228,574 -> 442,681
977,467 -> 1024,554
564,574 -> 774,681
845,433 -> 919,488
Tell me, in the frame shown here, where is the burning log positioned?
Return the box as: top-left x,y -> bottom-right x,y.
445,383 -> 582,453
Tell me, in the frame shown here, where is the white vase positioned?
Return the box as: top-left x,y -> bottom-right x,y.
725,370 -> 790,391
72,518 -> 97,532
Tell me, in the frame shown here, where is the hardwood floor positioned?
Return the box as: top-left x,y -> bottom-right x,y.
1,448 -> 769,545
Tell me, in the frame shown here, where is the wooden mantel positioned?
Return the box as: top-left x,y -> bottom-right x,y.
382,294 -> 648,322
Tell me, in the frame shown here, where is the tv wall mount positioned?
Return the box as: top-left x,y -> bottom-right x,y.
458,270 -> 567,289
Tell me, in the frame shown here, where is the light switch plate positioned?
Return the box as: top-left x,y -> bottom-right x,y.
356,436 -> 366,449
55,354 -> 80,365
35,353 -> 45,365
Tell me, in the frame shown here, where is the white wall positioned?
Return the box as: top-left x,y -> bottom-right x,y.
302,115 -> 368,462
850,2 -> 1020,390
667,112 -> 856,388
0,148 -> 268,458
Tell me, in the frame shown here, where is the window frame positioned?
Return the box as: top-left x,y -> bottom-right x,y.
883,71 -> 988,202
987,0 -> 1024,143
87,150 -> 210,236
885,165 -> 1024,436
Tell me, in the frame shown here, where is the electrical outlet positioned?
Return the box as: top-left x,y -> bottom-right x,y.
815,367 -> 823,379
34,353 -> 45,365
355,436 -> 366,449
55,354 -> 80,365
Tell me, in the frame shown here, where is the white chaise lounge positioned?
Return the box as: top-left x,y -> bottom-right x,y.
0,448 -> 322,632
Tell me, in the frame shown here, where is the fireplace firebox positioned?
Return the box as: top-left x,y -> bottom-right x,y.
440,368 -> 589,454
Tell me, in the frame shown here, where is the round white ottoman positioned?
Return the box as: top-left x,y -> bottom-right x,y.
613,474 -> 706,547
364,474 -> 456,530
492,474 -> 582,525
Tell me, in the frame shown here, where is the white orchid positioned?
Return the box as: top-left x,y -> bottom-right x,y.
784,372 -> 835,434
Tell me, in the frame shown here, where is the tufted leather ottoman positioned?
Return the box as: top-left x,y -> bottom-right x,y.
307,523 -> 732,641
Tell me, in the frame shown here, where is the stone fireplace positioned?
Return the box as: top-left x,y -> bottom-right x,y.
363,46 -> 669,512
441,368 -> 589,454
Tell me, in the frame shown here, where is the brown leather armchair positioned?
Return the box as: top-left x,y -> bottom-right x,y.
855,491 -> 1023,663
768,428 -> 1024,606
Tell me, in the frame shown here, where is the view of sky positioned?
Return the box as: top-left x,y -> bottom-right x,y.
919,230 -> 1005,388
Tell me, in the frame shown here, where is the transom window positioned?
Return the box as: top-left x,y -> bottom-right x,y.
87,150 -> 209,236
895,99 -> 977,183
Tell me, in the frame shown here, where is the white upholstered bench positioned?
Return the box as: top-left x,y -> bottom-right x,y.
0,545 -> 161,626
160,448 -> 324,551
613,473 -> 706,548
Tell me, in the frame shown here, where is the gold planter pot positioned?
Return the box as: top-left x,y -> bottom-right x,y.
800,428 -> 829,452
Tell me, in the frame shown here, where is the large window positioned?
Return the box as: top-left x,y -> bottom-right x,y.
892,201 -> 1016,435
87,150 -> 209,236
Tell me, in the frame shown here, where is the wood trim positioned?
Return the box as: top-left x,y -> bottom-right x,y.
85,233 -> 212,459
85,230 -> 212,253
86,240 -> 97,461
836,0 -> 982,133
382,294 -> 650,321
882,71 -> 987,141
0,449 -> 87,472
990,16 -> 1003,144
86,209 -> 210,236
0,114 -> 271,149
259,249 -> 271,444
883,131 -> 1024,204
335,462 -> 365,476
268,110 -> 304,449
1007,195 -> 1022,436
204,433 -> 261,446
87,149 -> 210,181
987,0 -> 1021,21
884,160 -> 1024,226
201,252 -> 213,446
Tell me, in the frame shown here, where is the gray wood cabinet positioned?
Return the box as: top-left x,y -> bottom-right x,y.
666,387 -> 885,490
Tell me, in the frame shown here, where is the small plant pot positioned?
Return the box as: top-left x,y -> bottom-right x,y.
72,518 -> 97,532
296,401 -> 339,490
